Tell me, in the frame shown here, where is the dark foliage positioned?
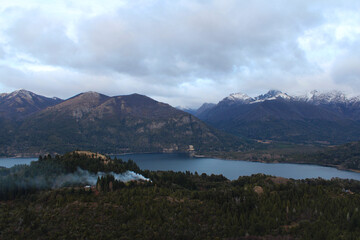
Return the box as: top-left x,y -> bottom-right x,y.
1,152 -> 360,239
292,141 -> 360,170
0,152 -> 141,200
1,172 -> 360,239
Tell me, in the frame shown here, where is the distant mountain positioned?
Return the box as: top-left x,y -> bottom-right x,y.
0,89 -> 63,119
196,90 -> 360,144
177,103 -> 217,117
0,90 -> 63,151
296,90 -> 360,120
0,91 -> 245,156
176,106 -> 197,115
195,103 -> 216,116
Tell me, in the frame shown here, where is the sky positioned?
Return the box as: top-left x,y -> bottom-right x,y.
0,0 -> 360,108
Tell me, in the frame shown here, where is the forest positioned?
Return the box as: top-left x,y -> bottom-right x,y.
1,152 -> 360,239
208,141 -> 360,172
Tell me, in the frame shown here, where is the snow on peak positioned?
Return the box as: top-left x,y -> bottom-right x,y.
298,90 -> 348,104
319,90 -> 347,103
258,90 -> 290,99
8,89 -> 35,100
349,96 -> 360,103
226,92 -> 253,102
251,90 -> 291,103
221,90 -> 292,105
218,90 -> 360,106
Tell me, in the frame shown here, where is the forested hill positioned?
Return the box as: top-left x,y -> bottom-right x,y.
1,152 -> 360,239
296,141 -> 360,170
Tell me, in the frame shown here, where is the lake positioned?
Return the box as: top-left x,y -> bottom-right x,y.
2,153 -> 360,181
0,157 -> 38,168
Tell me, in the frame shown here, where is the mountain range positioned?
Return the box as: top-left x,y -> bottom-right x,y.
196,90 -> 360,144
3,88 -> 360,156
0,90 -> 243,156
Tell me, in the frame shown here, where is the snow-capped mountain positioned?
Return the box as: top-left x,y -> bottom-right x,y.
195,89 -> 360,144
224,93 -> 253,103
220,90 -> 292,105
297,90 -> 350,105
219,90 -> 359,106
252,90 -> 292,103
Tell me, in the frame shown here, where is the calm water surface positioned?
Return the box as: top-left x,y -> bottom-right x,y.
0,157 -> 37,168
2,154 -> 360,181
115,153 -> 360,181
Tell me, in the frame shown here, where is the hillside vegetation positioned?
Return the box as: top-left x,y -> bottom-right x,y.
1,152 -> 360,239
208,141 -> 360,171
0,91 -> 246,156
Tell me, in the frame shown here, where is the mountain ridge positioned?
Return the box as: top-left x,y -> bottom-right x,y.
196,90 -> 360,144
0,90 -> 245,156
0,89 -> 63,119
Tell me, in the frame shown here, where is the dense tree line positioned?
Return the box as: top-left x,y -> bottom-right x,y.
211,141 -> 360,171
296,141 -> 360,170
1,172 -> 360,239
0,152 -> 141,200
1,152 -> 360,239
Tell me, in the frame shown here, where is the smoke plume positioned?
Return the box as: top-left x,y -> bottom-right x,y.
52,168 -> 150,188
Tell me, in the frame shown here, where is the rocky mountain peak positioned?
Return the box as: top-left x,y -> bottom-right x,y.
226,92 -> 253,101
6,89 -> 36,102
78,91 -> 103,98
298,90 -> 349,104
0,89 -> 63,119
255,90 -> 291,101
220,90 -> 292,105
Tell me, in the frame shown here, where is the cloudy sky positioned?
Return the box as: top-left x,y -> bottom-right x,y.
1,0 -> 360,107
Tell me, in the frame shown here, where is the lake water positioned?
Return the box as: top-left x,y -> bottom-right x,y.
0,157 -> 37,168
116,153 -> 360,181
2,153 -> 360,181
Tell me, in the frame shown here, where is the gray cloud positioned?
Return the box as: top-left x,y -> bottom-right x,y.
0,46 -> 4,59
1,0 -> 360,107
332,46 -> 360,92
6,9 -> 77,67
6,1 -> 321,77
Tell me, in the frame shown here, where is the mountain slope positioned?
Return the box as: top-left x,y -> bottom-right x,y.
197,90 -> 360,144
195,103 -> 216,116
1,92 -> 244,156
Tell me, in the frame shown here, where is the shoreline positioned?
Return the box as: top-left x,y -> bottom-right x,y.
2,151 -> 360,175
202,153 -> 360,174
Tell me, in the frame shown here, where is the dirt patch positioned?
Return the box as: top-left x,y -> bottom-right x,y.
74,151 -> 108,160
74,151 -> 111,164
253,186 -> 264,195
269,177 -> 290,185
